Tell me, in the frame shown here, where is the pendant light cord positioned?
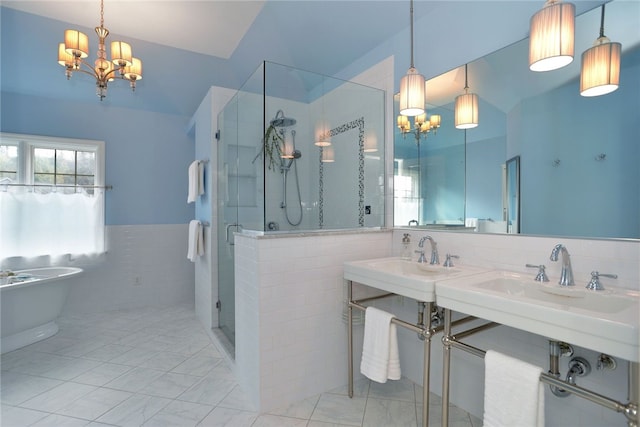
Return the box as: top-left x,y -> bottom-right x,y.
599,4 -> 606,38
409,0 -> 415,68
464,64 -> 469,91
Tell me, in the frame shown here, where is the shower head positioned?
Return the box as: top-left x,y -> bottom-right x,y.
270,109 -> 297,127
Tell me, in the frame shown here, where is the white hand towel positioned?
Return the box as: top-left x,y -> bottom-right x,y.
483,350 -> 544,427
197,161 -> 205,197
187,161 -> 200,203
187,220 -> 204,262
360,307 -> 401,383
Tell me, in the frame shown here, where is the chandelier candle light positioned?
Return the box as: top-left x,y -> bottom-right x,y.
58,0 -> 143,100
580,4 -> 621,97
398,0 -> 425,117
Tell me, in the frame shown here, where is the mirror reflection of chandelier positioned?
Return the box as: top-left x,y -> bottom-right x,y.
57,0 -> 143,101
397,113 -> 441,143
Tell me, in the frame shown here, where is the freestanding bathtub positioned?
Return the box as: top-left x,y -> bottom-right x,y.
1,267 -> 82,354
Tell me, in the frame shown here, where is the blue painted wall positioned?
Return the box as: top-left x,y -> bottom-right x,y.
1,92 -> 194,225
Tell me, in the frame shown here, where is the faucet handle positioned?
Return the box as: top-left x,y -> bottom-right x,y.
443,254 -> 459,268
586,271 -> 617,291
415,250 -> 427,264
526,264 -> 549,282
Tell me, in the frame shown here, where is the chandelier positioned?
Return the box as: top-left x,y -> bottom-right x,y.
397,113 -> 441,143
57,0 -> 143,101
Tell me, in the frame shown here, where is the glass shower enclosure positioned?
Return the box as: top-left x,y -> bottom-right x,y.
216,62 -> 385,349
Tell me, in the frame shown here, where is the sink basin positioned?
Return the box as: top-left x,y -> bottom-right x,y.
344,257 -> 488,302
436,271 -> 640,362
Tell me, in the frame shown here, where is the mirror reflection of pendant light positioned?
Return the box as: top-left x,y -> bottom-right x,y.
580,4 -> 621,97
321,146 -> 335,163
399,0 -> 425,117
529,0 -> 575,72
315,78 -> 332,146
454,64 -> 479,129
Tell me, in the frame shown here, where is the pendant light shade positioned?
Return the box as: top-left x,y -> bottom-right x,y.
455,93 -> 479,129
580,5 -> 621,97
398,0 -> 425,117
529,0 -> 575,72
399,67 -> 426,116
454,64 -> 479,129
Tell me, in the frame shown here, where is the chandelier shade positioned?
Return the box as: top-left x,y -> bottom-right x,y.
529,0 -> 575,72
64,30 -> 89,58
58,0 -> 143,101
580,5 -> 621,97
111,41 -> 133,67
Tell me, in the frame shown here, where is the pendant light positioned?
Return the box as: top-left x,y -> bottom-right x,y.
529,0 -> 575,72
580,4 -> 621,97
399,0 -> 425,117
454,64 -> 479,129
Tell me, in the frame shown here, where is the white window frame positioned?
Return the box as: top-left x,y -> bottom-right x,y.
0,132 -> 105,189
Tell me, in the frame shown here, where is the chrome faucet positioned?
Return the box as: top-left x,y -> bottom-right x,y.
550,244 -> 574,286
418,235 -> 439,265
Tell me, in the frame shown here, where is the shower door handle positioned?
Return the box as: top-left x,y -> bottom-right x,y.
225,223 -> 242,245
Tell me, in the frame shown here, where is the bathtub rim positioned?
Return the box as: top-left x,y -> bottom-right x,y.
0,266 -> 83,291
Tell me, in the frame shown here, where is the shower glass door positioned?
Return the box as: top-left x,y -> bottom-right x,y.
217,97 -> 238,348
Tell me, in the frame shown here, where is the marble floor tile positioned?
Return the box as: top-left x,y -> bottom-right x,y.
138,352 -> 188,372
20,381 -> 96,413
70,362 -> 133,387
252,414 -> 308,427
368,376 -> 416,402
197,406 -> 257,427
0,372 -> 63,405
81,344 -> 135,362
362,397 -> 417,427
177,374 -> 236,406
269,394 -> 320,419
141,400 -> 213,427
170,354 -> 221,376
30,413 -> 91,427
310,394 -> 367,426
0,404 -> 49,426
139,372 -> 201,399
1,305 -> 481,427
104,367 -> 166,393
95,394 -> 171,427
39,357 -> 103,381
109,348 -> 158,367
217,385 -> 256,411
57,387 -> 132,420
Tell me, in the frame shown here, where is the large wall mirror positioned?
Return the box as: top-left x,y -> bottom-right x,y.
394,0 -> 639,240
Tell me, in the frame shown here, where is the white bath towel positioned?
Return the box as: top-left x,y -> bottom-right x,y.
187,220 -> 204,262
187,160 -> 205,203
360,307 -> 401,383
483,350 -> 544,427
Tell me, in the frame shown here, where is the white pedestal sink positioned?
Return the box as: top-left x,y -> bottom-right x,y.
436,270 -> 640,362
343,257 -> 488,302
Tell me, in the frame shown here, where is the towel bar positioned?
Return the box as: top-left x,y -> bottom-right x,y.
348,280 -> 444,427
440,308 -> 639,426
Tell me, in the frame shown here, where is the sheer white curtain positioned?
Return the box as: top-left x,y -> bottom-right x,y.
0,188 -> 105,259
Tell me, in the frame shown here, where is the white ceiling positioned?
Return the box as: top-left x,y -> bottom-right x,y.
2,0 -> 266,58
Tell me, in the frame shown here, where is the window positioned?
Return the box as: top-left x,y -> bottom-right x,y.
0,133 -> 106,260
